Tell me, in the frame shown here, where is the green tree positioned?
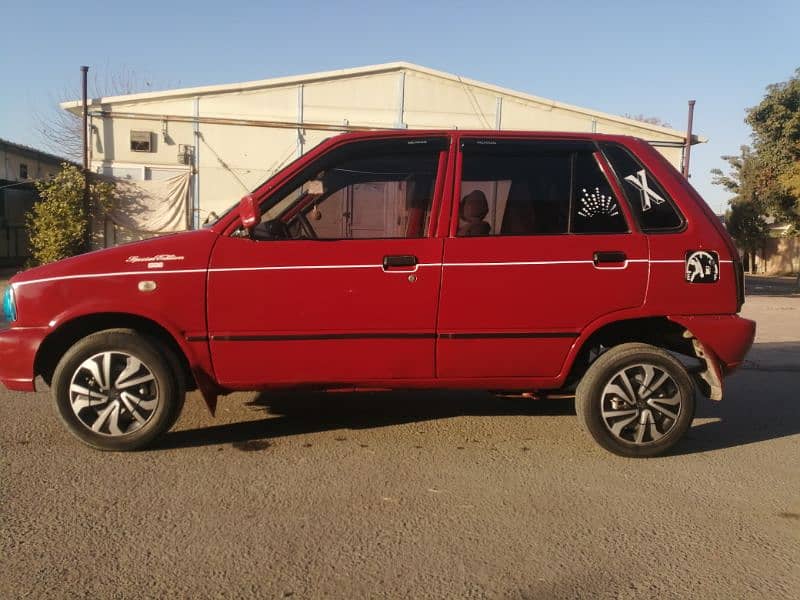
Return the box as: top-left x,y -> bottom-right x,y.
725,200 -> 770,271
746,68 -> 800,231
711,145 -> 758,197
27,163 -> 115,265
712,146 -> 769,270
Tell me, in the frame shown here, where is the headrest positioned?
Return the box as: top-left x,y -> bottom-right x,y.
461,190 -> 489,221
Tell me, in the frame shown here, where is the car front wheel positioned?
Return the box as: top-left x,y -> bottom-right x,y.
51,329 -> 183,451
575,343 -> 695,458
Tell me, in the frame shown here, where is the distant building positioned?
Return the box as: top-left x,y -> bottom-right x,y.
0,139 -> 67,266
760,222 -> 799,275
62,62 -> 703,244
722,212 -> 799,275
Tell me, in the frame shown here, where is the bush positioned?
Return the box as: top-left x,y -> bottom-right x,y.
26,163 -> 115,265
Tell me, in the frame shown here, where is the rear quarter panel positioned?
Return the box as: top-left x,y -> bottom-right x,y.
624,139 -> 739,316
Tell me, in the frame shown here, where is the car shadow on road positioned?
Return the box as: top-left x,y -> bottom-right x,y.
155,390 -> 575,451
677,342 -> 800,455
156,343 -> 800,455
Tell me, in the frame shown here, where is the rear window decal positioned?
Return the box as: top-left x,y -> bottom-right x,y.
624,169 -> 666,212
685,251 -> 719,283
577,187 -> 620,218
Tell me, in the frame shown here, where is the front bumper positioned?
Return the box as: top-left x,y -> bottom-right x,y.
0,325 -> 48,391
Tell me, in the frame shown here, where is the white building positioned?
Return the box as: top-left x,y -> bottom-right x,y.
62,62 -> 701,243
0,139 -> 67,265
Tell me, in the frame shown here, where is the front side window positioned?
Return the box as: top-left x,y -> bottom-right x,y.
458,140 -> 627,236
252,138 -> 444,241
601,143 -> 683,231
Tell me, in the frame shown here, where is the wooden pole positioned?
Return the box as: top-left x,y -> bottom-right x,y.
81,66 -> 90,251
682,100 -> 695,178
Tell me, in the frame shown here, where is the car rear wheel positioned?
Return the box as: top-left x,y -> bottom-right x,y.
575,343 -> 695,458
52,329 -> 184,451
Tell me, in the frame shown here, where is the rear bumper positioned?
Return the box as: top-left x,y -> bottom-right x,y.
667,314 -> 756,373
0,325 -> 48,392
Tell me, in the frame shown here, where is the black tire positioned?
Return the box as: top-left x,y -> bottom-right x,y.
575,343 -> 695,458
51,329 -> 184,451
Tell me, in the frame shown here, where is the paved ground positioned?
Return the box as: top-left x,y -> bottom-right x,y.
746,274 -> 799,297
1,285 -> 798,598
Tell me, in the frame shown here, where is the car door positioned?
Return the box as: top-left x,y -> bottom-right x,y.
436,137 -> 648,379
207,136 -> 450,388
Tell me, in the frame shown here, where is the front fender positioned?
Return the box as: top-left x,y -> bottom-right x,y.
40,307 -> 221,414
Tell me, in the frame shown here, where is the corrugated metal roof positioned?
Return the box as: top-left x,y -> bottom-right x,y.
0,137 -> 73,165
61,61 -> 701,142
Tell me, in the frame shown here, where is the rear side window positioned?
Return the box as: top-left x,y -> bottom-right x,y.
601,143 -> 683,231
458,140 -> 627,236
571,152 -> 626,234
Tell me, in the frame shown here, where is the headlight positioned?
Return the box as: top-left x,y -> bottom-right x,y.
2,286 -> 16,322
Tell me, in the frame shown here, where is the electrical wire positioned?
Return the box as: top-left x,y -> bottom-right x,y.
0,179 -> 44,191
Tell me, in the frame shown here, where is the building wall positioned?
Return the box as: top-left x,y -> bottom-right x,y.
761,236 -> 800,275
86,69 -> 691,224
0,147 -> 62,183
0,146 -> 64,265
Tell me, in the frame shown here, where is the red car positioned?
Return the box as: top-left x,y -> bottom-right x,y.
0,131 -> 755,456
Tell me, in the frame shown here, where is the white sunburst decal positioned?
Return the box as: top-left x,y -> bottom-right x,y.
577,187 -> 620,218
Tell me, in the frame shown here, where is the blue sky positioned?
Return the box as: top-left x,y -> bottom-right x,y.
1,0 -> 797,212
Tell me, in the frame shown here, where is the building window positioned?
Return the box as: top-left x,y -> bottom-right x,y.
19,164 -> 28,179
130,131 -> 153,152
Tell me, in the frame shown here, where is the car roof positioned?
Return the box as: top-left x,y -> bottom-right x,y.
325,129 -> 645,144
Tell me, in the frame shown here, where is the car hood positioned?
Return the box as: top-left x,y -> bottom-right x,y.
11,229 -> 218,286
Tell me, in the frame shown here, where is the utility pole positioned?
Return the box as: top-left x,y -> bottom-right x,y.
682,100 -> 696,178
81,65 -> 91,250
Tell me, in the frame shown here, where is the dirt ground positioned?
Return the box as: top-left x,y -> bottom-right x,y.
1,277 -> 798,599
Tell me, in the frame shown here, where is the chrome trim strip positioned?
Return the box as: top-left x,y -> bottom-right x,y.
12,258 -> 734,287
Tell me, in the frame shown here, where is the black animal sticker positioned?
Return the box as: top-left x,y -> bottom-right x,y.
685,250 -> 719,283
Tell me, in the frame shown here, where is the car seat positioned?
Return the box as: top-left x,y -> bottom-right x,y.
458,190 -> 491,236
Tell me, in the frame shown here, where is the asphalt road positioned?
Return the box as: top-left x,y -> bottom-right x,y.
1,289 -> 798,599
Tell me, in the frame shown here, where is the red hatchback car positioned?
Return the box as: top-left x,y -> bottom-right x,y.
0,131 -> 755,456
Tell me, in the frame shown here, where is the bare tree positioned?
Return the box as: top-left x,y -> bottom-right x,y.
623,113 -> 673,129
34,65 -> 164,160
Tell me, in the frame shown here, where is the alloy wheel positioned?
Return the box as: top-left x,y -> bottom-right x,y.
599,363 -> 683,446
68,351 -> 160,436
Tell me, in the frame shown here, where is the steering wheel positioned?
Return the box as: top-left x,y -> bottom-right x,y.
296,211 -> 318,239
252,219 -> 291,241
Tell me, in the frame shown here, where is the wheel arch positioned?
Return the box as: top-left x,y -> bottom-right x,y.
564,316 -> 723,400
35,312 -> 196,392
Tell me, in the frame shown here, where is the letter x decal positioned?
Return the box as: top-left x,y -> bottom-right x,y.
624,169 -> 666,212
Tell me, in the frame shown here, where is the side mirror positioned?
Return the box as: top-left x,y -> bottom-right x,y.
238,194 -> 259,229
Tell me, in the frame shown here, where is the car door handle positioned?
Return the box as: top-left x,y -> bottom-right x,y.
382,255 -> 418,270
593,251 -> 627,265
